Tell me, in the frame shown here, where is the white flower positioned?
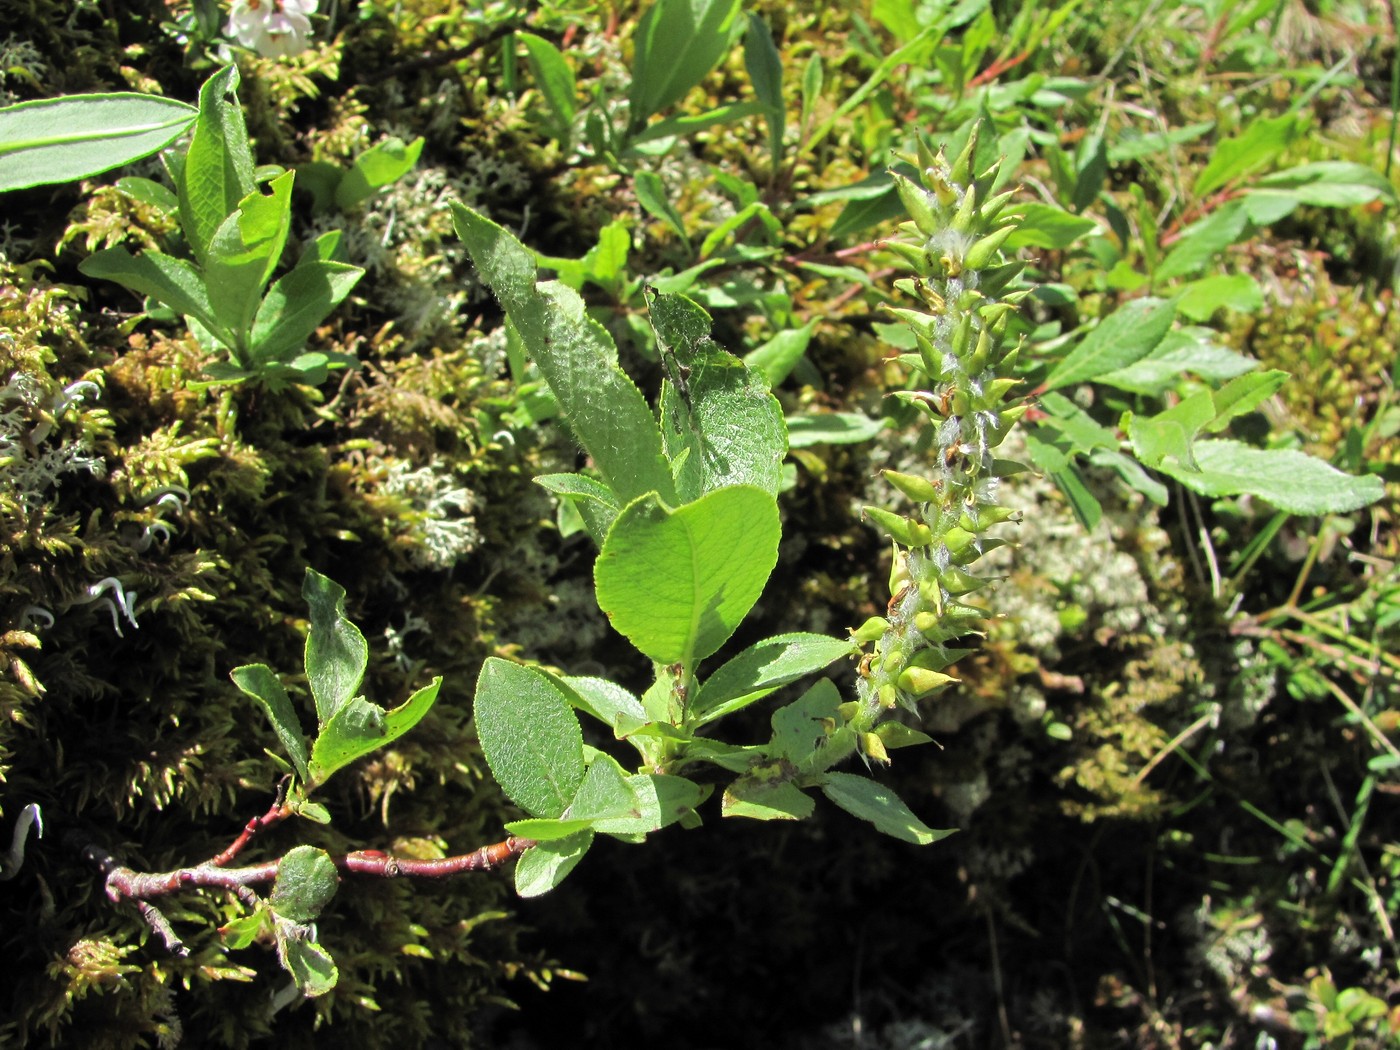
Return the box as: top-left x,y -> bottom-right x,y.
225,0 -> 316,59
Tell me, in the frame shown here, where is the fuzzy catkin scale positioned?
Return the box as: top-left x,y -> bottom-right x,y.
852,127 -> 1029,740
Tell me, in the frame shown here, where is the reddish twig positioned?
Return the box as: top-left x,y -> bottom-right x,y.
100,838 -> 536,904
206,796 -> 292,867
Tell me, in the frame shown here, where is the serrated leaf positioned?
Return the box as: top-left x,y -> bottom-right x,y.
307,677 -> 440,786
302,569 -> 367,725
692,633 -> 854,725
514,830 -> 593,897
270,845 -> 339,923
649,288 -> 787,501
1045,297 -> 1177,390
594,486 -> 780,666
0,93 -> 196,192
820,772 -> 953,845
452,202 -> 676,505
1155,440 -> 1384,514
474,659 -> 586,819
230,663 -> 310,782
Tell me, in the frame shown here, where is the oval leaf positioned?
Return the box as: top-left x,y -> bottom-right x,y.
514,830 -> 593,897
1045,297 -> 1177,391
270,845 -> 339,923
692,633 -> 856,725
820,772 -> 955,845
230,663 -> 310,782
1155,440 -> 1384,514
474,659 -> 586,819
595,486 -> 780,666
302,569 -> 368,725
307,678 -> 441,787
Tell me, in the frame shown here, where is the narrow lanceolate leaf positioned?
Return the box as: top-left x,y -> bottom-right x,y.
628,0 -> 744,129
248,258 -> 363,368
178,66 -> 257,265
1154,440 -> 1385,515
0,93 -> 196,192
451,202 -> 676,505
78,247 -> 223,338
306,677 -> 441,787
691,633 -> 856,726
302,569 -> 368,725
594,486 -> 781,666
1044,297 -> 1177,391
474,659 -> 586,819
518,33 -> 577,148
820,772 -> 954,845
230,663 -> 310,782
649,288 -> 787,501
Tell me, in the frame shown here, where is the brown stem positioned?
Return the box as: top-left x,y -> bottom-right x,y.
101,838 -> 536,903
207,797 -> 292,868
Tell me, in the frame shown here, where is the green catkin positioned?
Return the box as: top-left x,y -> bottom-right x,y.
850,125 -> 1029,727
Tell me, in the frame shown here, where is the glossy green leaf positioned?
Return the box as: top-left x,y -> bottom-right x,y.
692,633 -> 855,726
474,659 -> 586,819
270,845 -> 339,923
1096,327 -> 1256,395
219,909 -> 268,950
649,289 -> 786,501
1206,370 -> 1289,432
179,66 -> 257,265
722,780 -> 814,820
1248,161 -> 1397,209
302,569 -> 367,725
744,322 -> 814,387
1193,114 -> 1297,197
307,677 -> 440,786
1044,297 -> 1177,391
535,473 -> 620,547
634,170 -> 690,243
1155,440 -> 1384,514
78,247 -> 223,338
1176,273 -> 1263,322
820,772 -> 954,845
248,258 -> 363,367
230,663 -> 310,782
743,13 -> 784,164
514,830 -> 593,897
785,411 -> 884,447
519,34 -> 576,148
594,486 -> 781,666
561,675 -> 649,735
1155,201 -> 1249,281
205,170 -> 295,340
628,0 -> 744,129
335,135 -> 424,210
0,93 -> 196,192
1004,203 -> 1098,250
452,202 -> 675,505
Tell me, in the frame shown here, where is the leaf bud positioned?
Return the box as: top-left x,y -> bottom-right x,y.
962,224 -> 1016,271
863,505 -> 934,547
948,125 -> 980,186
883,469 -> 940,502
851,615 -> 891,643
896,665 -> 958,697
892,171 -> 940,236
861,731 -> 891,764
